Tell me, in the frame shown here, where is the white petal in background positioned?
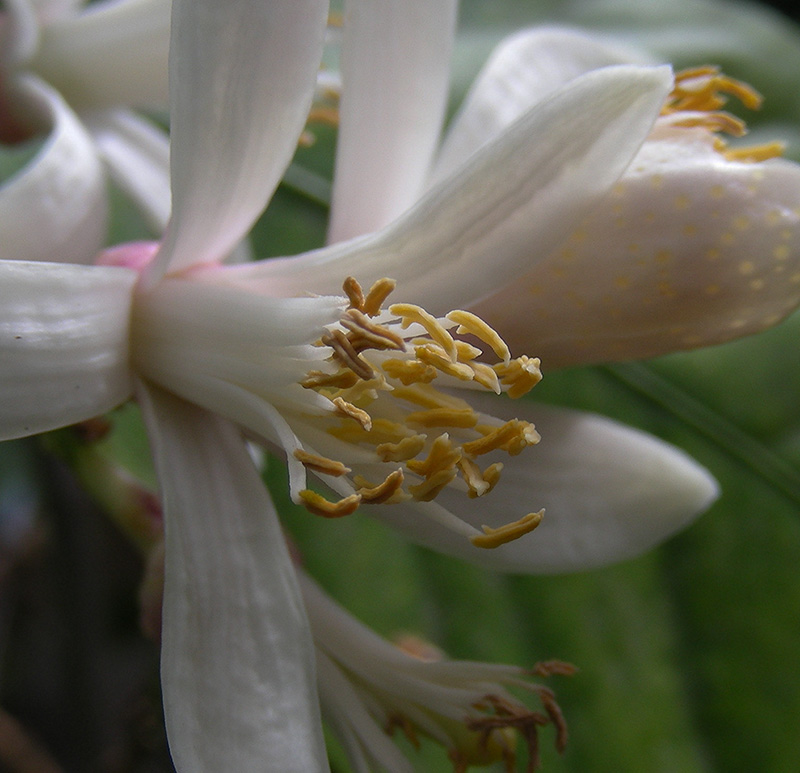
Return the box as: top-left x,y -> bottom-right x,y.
28,0 -> 171,110
138,384 -> 329,773
0,75 -> 107,264
1,0 -> 40,66
0,260 -> 136,440
432,26 -> 650,184
85,107 -> 171,233
328,0 -> 457,243
152,0 -> 329,279
236,65 -> 673,315
472,134 -> 800,366
370,396 -> 718,574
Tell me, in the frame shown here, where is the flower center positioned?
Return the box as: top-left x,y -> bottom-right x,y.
295,277 -> 544,549
658,65 -> 784,162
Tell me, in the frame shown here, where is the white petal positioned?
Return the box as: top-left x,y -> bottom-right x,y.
29,0 -> 171,110
0,75 -> 107,264
471,133 -> 800,366
432,26 -> 649,184
1,0 -> 39,65
85,107 -> 171,233
327,0 -> 457,242
231,65 -> 673,314
137,384 -> 329,772
150,0 -> 328,279
0,261 -> 136,440
370,398 -> 718,574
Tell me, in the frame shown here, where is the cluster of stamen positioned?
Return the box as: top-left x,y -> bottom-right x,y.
296,278 -> 544,548
659,66 -> 784,162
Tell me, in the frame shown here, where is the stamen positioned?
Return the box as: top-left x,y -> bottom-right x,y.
415,344 -> 477,380
321,329 -> 374,379
462,420 -> 540,457
331,396 -> 372,431
300,369 -> 360,390
293,449 -> 350,477
494,357 -> 542,399
363,278 -> 397,317
470,510 -> 544,549
406,434 -> 462,478
381,358 -> 438,385
375,435 -> 427,462
446,310 -> 511,362
355,469 -> 408,504
725,141 -> 785,163
340,308 -> 406,351
406,408 -> 479,429
343,276 -> 365,310
408,468 -> 458,501
299,489 -> 361,518
389,302 -> 458,360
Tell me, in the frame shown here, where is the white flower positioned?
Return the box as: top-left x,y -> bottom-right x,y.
0,0 -> 172,264
301,569 -> 574,773
1,2 -> 771,769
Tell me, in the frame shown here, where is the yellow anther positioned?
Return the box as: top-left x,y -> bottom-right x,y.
408,468 -> 457,501
468,361 -> 501,393
494,356 -> 542,399
470,510 -> 544,549
415,344 -> 476,380
481,462 -> 503,497
363,278 -> 397,317
381,358 -> 438,385
406,408 -> 479,429
343,276 -> 365,310
376,435 -> 427,462
331,396 -> 372,431
463,420 -> 539,457
356,469 -> 407,504
725,141 -> 785,162
340,308 -> 406,351
300,369 -> 360,390
392,384 -> 472,412
329,417 -> 414,446
457,457 -> 491,497
389,303 -> 458,360
446,310 -> 511,362
454,340 -> 483,361
321,329 -> 374,380
307,106 -> 340,127
299,489 -> 361,518
293,449 -> 350,477
406,434 -> 461,478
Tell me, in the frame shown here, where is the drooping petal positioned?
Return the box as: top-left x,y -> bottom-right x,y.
84,107 -> 171,232
432,26 -> 649,184
149,0 -> 328,280
232,65 -> 673,314
0,75 -> 107,264
28,0 -> 171,110
369,397 -> 718,574
471,132 -> 800,366
0,261 -> 136,440
137,384 -> 329,773
327,0 -> 458,243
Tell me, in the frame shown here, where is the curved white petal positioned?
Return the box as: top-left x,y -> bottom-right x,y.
138,384 -> 329,773
432,26 -> 650,184
370,398 -> 718,574
0,75 -> 107,264
149,0 -> 328,280
85,107 -> 171,233
0,261 -> 136,440
471,133 -> 800,366
231,65 -> 673,314
327,0 -> 457,243
30,0 -> 86,19
29,0 -> 171,110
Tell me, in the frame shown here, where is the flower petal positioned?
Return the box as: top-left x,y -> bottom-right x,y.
327,0 -> 457,243
370,398 -> 718,574
0,75 -> 107,264
234,65 -> 673,314
0,261 -> 136,440
1,0 -> 39,65
149,0 -> 328,279
471,133 -> 800,366
137,384 -> 329,772
29,0 -> 171,110
432,26 -> 648,184
84,107 -> 171,232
